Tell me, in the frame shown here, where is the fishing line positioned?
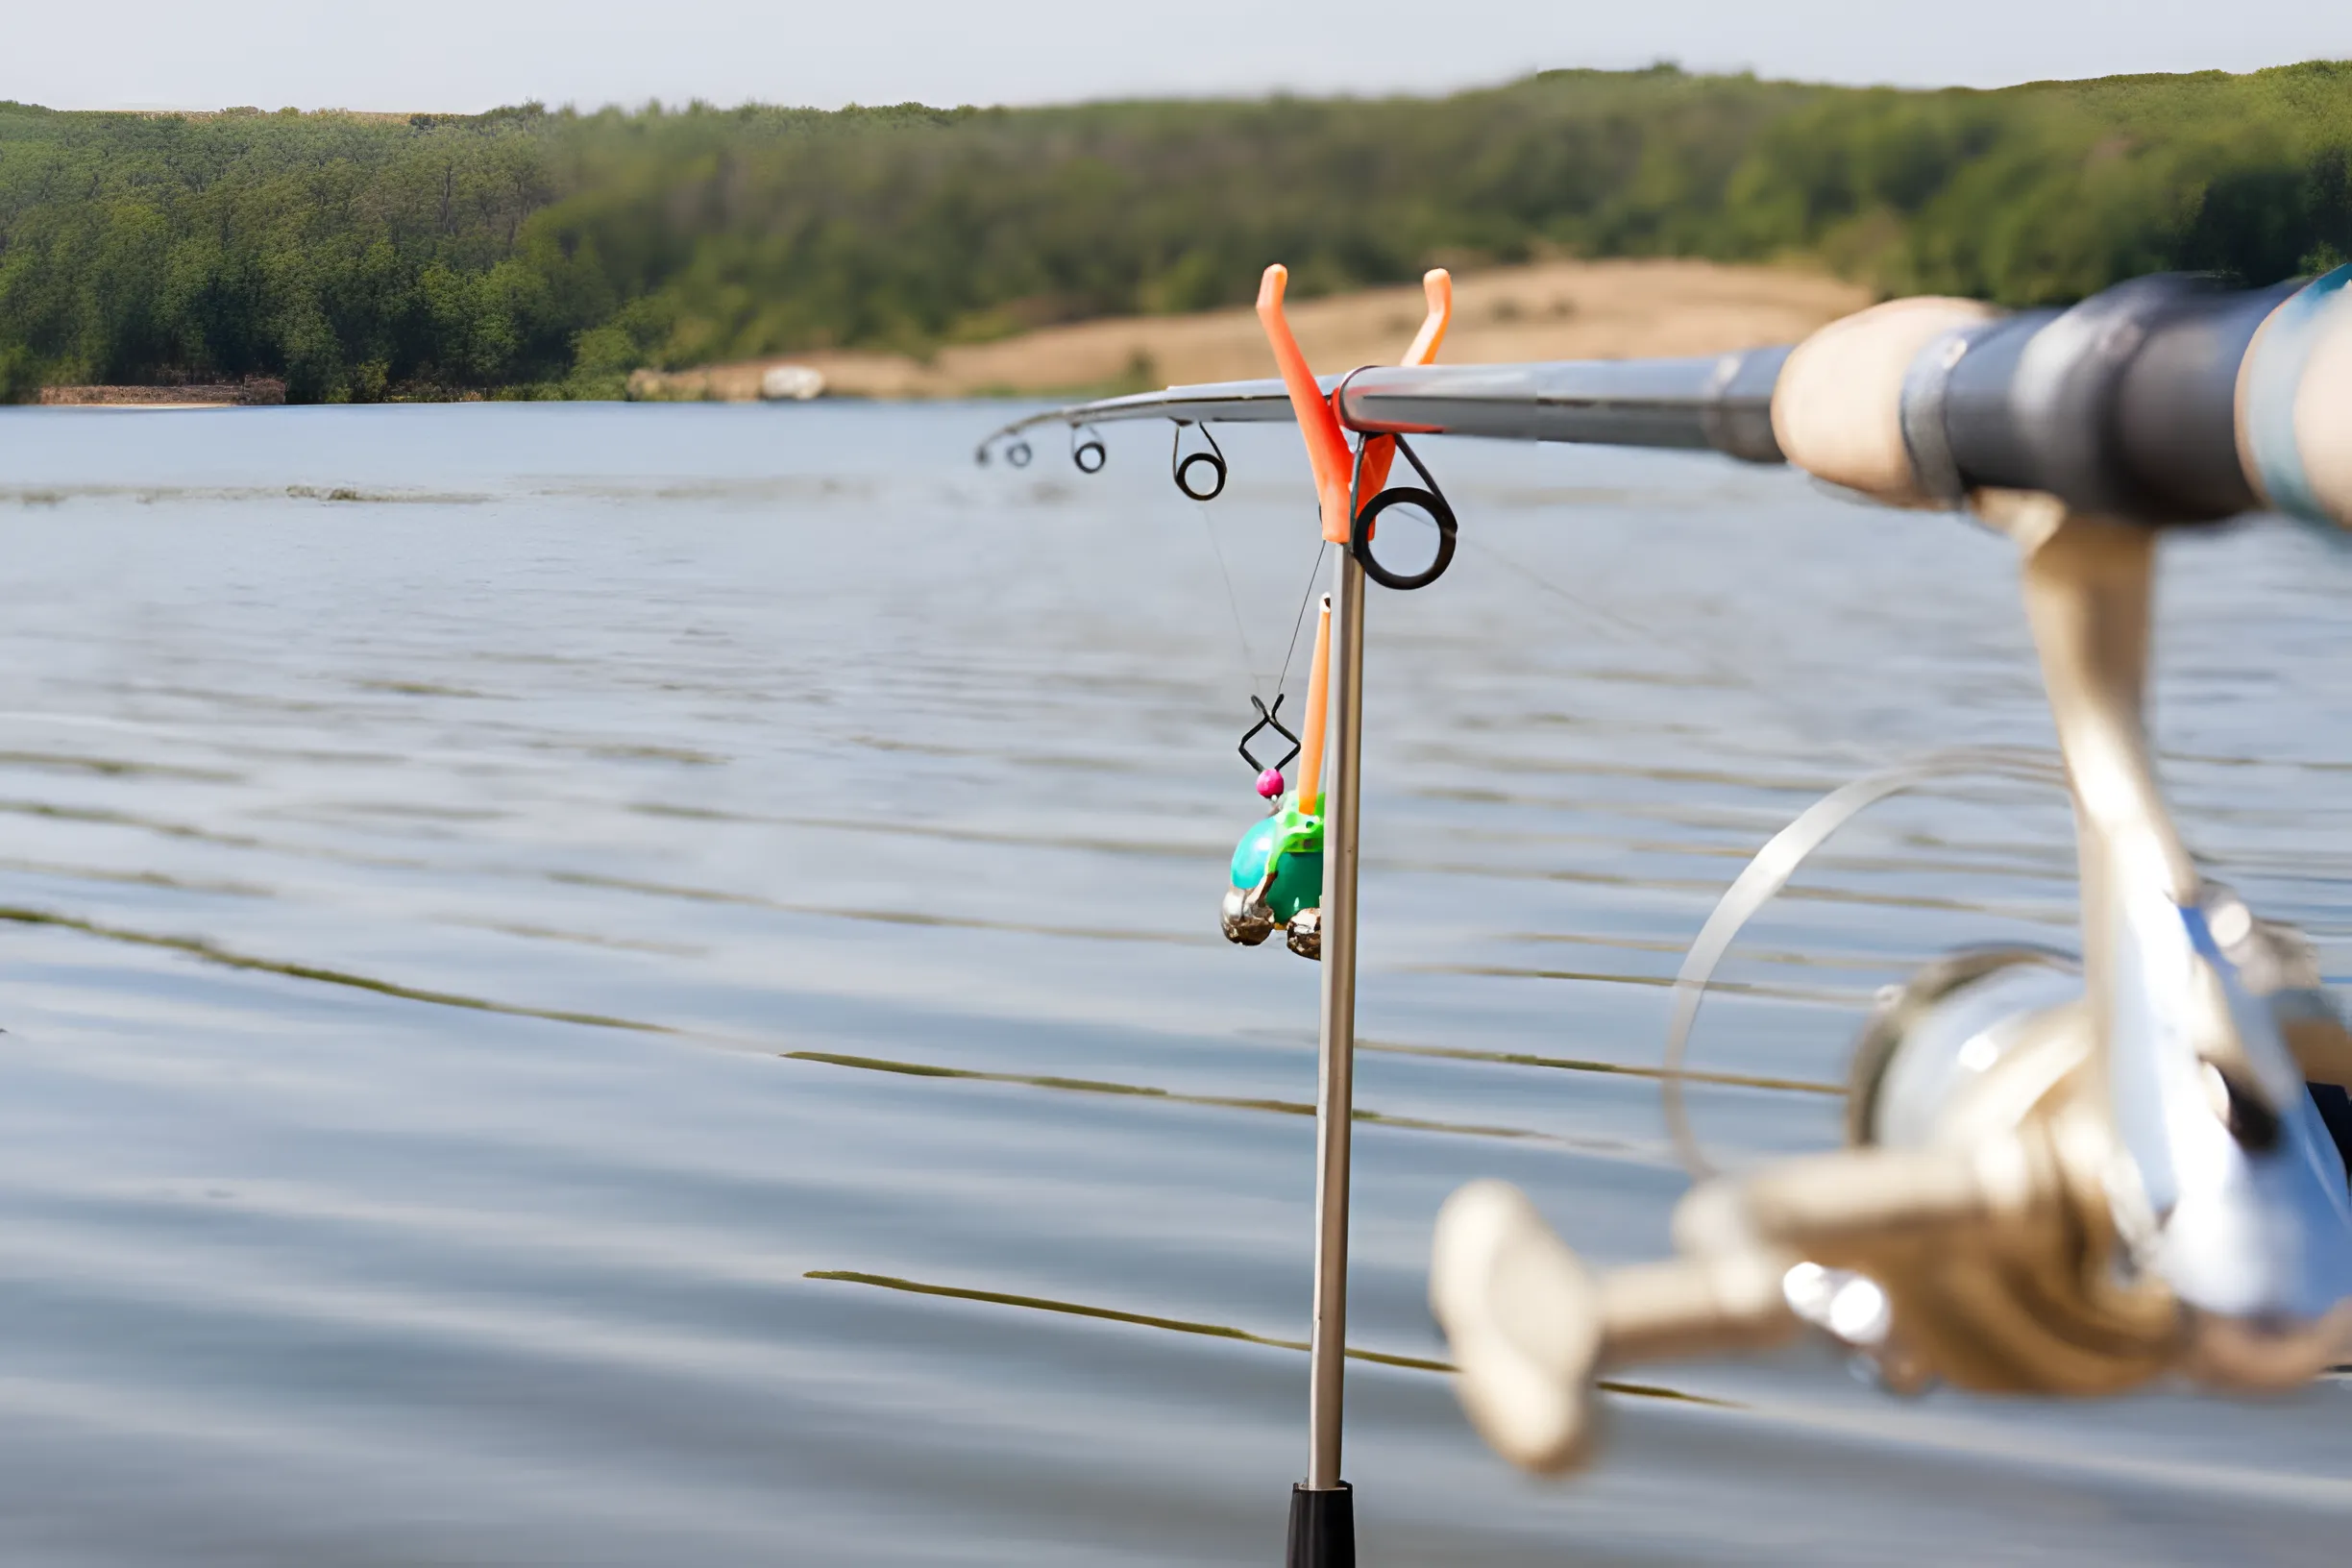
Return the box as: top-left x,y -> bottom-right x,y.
1458,524 -> 2074,1171
1193,497 -> 1263,693
1270,536 -> 1330,705
1457,531 -> 1663,649
1460,528 -> 1809,723
1190,493 -> 1326,787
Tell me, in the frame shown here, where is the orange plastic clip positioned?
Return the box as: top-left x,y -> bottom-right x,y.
1296,595 -> 1334,815
1256,266 -> 1452,543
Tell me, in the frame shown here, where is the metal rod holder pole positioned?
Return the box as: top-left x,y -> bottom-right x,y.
1290,549 -> 1366,1567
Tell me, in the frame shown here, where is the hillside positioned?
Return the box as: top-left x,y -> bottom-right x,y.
2,62 -> 2348,403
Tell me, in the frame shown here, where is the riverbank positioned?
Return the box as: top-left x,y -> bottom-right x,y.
622,258 -> 1872,402
38,380 -> 285,408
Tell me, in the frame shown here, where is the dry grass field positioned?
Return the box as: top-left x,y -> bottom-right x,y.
627,258 -> 1873,402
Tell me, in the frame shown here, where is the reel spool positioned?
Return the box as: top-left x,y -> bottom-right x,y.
1830,892 -> 2352,1399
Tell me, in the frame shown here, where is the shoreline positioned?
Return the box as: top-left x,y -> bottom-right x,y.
37,380 -> 286,409
30,401 -> 243,411
18,259 -> 1874,408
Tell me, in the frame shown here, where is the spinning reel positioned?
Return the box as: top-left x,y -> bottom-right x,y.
1432,441 -> 2352,1478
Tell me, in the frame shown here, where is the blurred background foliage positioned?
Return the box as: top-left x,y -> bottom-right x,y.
2,62 -> 2348,402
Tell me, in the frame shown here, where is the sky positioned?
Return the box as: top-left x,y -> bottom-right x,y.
8,0 -> 2351,114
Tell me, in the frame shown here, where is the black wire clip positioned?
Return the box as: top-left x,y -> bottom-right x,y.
1237,694 -> 1301,775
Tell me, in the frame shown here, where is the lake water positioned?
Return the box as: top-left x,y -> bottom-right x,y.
1,402 -> 2348,1566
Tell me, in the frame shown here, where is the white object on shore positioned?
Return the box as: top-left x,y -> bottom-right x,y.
759,365 -> 825,402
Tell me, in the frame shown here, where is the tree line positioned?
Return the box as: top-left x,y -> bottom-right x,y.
2,62 -> 2347,403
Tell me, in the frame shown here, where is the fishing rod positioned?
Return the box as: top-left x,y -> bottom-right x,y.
977,263 -> 2352,1556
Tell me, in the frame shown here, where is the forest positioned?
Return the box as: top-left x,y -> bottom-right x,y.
1,62 -> 2348,402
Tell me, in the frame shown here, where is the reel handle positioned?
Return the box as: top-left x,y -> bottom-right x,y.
1432,1138 -> 2054,1474
1671,1137 -> 2046,1261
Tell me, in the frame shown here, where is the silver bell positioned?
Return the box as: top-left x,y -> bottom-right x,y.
1286,907 -> 1322,961
1221,886 -> 1277,945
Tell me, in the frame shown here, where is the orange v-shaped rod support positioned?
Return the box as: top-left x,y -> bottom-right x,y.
1255,266 -> 1452,544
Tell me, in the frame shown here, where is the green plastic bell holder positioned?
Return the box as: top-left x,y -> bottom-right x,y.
1230,793 -> 1325,921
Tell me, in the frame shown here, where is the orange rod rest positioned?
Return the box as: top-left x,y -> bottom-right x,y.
1355,268 -> 1454,497
1403,269 -> 1453,367
1297,596 -> 1334,815
1256,265 -> 1452,538
1256,266 -> 1358,544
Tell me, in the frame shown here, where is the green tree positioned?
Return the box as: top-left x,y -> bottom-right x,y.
1,63 -> 2347,402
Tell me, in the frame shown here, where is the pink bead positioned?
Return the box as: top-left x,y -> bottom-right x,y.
1256,768 -> 1285,799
